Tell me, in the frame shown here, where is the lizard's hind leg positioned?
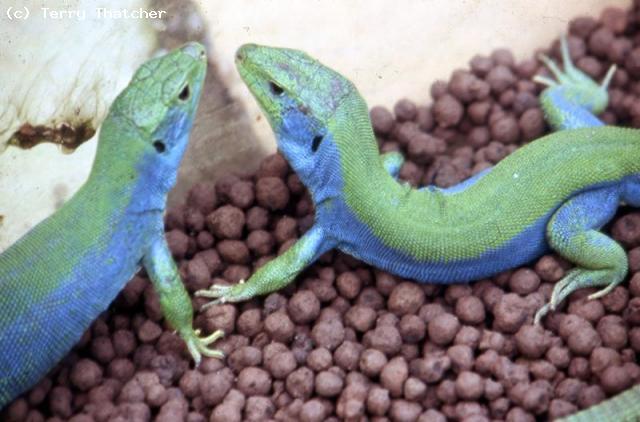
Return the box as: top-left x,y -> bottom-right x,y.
535,186 -> 626,323
535,36 -> 615,130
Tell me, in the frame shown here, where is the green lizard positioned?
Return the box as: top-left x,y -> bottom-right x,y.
196,40 -> 640,420
0,42 -> 223,409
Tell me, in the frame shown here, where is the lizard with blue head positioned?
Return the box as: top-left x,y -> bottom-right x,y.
198,39 -> 639,325
0,42 -> 223,409
197,39 -> 640,420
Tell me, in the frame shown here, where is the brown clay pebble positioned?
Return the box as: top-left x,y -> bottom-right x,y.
493,293 -> 528,333
455,296 -> 486,324
394,98 -> 417,121
237,367 -> 272,396
228,180 -> 254,209
299,398 -> 328,422
448,344 -> 474,372
345,305 -> 377,332
70,359 -> 103,392
359,348 -> 388,377
600,365 -> 633,395
515,325 -> 550,359
315,371 -> 344,397
567,325 -> 601,356
509,269 -> 540,295
334,341 -> 363,371
201,368 -> 234,406
336,271 -> 362,300
380,357 -> 408,398
597,315 -> 628,350
311,318 -> 345,351
433,94 -> 464,128
206,205 -> 245,239
256,177 -> 290,210
388,282 -> 426,315
455,371 -> 484,400
264,310 -> 295,343
399,314 -> 426,343
390,399 -> 422,421
367,386 -> 391,416
428,313 -> 461,346
370,106 -> 395,135
286,367 -> 315,400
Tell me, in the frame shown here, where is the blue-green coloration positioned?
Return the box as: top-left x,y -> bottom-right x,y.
198,40 -> 636,321
197,39 -> 640,420
0,43 -> 223,410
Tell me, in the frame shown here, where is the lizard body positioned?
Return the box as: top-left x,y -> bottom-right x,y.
197,40 -> 640,419
199,41 -> 636,319
0,42 -> 222,409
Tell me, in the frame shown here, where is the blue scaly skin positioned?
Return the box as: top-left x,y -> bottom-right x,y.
196,40 -> 640,420
0,43 -> 223,410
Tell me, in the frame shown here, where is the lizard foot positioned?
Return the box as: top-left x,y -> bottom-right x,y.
534,268 -> 586,324
182,328 -> 225,366
533,35 -> 615,114
195,279 -> 255,310
534,267 -> 621,324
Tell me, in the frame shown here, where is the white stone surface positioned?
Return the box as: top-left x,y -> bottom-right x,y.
204,0 -> 630,149
0,0 -> 156,251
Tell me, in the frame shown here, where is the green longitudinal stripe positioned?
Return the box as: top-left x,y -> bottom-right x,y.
337,112 -> 640,262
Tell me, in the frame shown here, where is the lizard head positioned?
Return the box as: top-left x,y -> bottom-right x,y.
235,43 -> 359,194
99,42 -> 207,189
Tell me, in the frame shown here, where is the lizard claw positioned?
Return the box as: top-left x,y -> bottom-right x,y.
195,283 -> 234,299
533,35 -> 614,114
183,328 -> 224,366
533,269 -> 579,324
195,279 -> 255,310
533,303 -> 551,325
195,283 -> 233,310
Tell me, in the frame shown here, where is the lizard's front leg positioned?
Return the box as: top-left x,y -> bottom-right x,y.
196,224 -> 334,306
534,186 -> 626,323
143,236 -> 224,364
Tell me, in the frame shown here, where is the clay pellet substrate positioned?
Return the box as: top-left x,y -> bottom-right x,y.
4,4 -> 640,422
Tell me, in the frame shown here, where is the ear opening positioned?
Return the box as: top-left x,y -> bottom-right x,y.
153,140 -> 166,153
311,135 -> 324,152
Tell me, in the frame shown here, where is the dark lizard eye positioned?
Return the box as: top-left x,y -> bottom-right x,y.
311,135 -> 323,152
153,140 -> 166,153
179,84 -> 190,101
269,81 -> 284,96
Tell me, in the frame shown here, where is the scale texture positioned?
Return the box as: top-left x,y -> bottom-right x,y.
0,43 -> 223,409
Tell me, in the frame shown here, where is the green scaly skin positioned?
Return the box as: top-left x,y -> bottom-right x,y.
0,43 -> 223,410
195,40 -> 640,420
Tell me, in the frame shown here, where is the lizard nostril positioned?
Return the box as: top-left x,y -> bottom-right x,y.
235,50 -> 245,62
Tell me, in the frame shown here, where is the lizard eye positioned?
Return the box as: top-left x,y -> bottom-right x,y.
153,140 -> 166,153
311,135 -> 324,152
269,81 -> 284,96
179,84 -> 190,101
